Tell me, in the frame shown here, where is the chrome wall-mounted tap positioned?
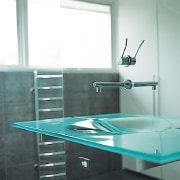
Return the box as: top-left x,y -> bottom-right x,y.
118,38 -> 145,67
94,38 -> 158,93
93,80 -> 158,92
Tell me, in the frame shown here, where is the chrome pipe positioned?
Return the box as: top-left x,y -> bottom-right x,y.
93,82 -> 125,88
93,80 -> 158,91
132,81 -> 158,88
93,82 -> 125,93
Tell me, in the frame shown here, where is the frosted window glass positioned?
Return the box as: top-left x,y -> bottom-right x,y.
0,0 -> 18,65
28,1 -> 62,68
61,7 -> 112,68
28,0 -> 111,69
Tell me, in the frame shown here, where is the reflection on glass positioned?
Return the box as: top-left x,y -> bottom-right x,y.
0,0 -> 18,65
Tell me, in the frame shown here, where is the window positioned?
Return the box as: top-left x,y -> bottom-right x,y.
0,0 -> 112,69
61,1 -> 112,69
28,0 -> 62,68
0,0 -> 18,65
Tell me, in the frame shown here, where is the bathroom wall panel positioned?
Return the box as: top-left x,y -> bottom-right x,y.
64,73 -> 119,117
0,73 -> 4,104
3,72 -> 34,133
0,72 -> 5,139
158,0 -> 180,117
2,71 -> 36,180
0,104 -> 4,138
64,73 -> 90,117
5,132 -> 34,167
4,102 -> 34,134
3,72 -> 34,104
64,72 -> 121,180
157,0 -> 180,179
6,163 -> 37,180
89,74 -> 119,115
0,137 -> 6,180
117,0 -> 158,115
0,71 -> 37,180
0,73 -> 6,180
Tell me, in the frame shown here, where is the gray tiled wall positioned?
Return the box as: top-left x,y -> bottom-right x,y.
63,73 -> 121,180
0,71 -> 120,180
0,71 -> 37,180
63,73 -> 119,116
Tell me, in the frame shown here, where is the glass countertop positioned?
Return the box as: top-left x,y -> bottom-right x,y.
11,113 -> 180,164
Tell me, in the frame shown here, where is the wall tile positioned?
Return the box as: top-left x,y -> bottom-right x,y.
0,138 -> 5,165
0,137 -> 5,180
5,132 -> 35,167
6,162 -> 37,180
63,73 -> 119,117
0,73 -> 5,180
4,102 -> 35,134
0,73 -> 5,103
64,73 -> 90,117
4,72 -> 34,104
0,104 -> 4,138
0,169 -> 6,180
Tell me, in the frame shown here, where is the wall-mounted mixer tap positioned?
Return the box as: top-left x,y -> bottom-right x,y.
93,80 -> 158,92
118,38 -> 145,67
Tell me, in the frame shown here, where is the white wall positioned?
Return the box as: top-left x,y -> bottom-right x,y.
158,0 -> 180,117
117,0 -> 158,115
157,1 -> 180,179
115,0 -> 180,179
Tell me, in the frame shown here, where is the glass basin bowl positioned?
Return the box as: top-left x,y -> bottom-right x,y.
94,117 -> 172,133
69,116 -> 180,134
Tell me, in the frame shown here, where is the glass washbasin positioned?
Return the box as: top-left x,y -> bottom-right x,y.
69,116 -> 180,134
11,113 -> 180,164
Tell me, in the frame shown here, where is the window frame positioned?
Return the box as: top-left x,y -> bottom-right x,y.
0,0 -> 117,73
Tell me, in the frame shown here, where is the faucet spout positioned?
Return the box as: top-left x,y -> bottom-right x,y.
93,80 -> 132,91
93,81 -> 125,88
93,80 -> 158,92
96,87 -> 102,93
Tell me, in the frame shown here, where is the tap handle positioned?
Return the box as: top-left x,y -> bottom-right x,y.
121,38 -> 128,58
119,39 -> 145,67
134,40 -> 145,58
119,38 -> 131,67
